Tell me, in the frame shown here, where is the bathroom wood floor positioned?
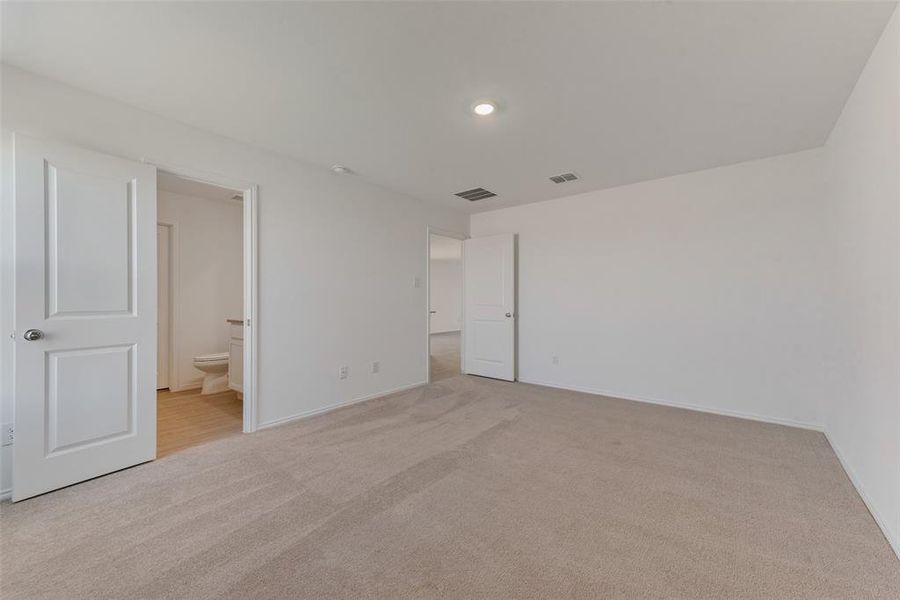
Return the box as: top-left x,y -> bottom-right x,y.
156,388 -> 243,457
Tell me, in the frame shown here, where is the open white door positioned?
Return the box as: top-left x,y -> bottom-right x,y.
13,135 -> 157,501
463,234 -> 516,381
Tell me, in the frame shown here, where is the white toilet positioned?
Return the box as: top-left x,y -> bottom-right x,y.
192,352 -> 230,394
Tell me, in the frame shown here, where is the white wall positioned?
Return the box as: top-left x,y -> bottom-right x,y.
471,148 -> 832,428
821,7 -> 900,557
429,258 -> 462,334
157,190 -> 243,391
0,65 -> 468,493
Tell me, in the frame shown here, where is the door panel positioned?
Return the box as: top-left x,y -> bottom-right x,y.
47,344 -> 135,455
48,166 -> 135,317
468,244 -> 506,305
13,134 -> 157,501
463,234 -> 516,381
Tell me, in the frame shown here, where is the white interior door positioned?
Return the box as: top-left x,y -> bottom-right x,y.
157,225 -> 170,389
463,234 -> 516,381
13,134 -> 157,501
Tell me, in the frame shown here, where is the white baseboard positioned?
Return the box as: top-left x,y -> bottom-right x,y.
257,381 -> 427,431
0,488 -> 10,501
166,381 -> 202,393
824,431 -> 900,561
430,329 -> 461,335
517,377 -> 824,431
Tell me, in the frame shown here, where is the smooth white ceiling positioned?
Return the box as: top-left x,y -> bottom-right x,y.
2,1 -> 895,213
430,235 -> 462,261
157,171 -> 241,203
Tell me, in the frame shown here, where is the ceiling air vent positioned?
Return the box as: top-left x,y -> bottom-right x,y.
455,187 -> 497,201
549,172 -> 579,184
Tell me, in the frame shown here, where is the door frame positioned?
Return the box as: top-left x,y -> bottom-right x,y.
148,160 -> 259,433
426,226 -> 468,384
156,221 -> 178,391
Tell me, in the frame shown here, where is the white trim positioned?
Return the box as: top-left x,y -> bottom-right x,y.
156,221 -> 179,391
517,377 -> 825,431
825,431 -> 900,560
148,161 -> 260,433
257,381 -> 427,430
426,227 -> 467,384
170,381 -> 202,393
242,185 -> 259,433
142,158 -> 256,192
0,131 -> 14,501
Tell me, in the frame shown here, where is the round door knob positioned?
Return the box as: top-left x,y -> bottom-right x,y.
23,329 -> 44,341
505,312 -> 512,318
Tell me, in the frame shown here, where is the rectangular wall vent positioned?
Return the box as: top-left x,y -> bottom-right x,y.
455,187 -> 497,201
549,172 -> 579,184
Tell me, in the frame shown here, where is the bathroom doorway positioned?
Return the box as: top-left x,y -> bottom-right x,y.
155,169 -> 258,457
427,229 -> 466,382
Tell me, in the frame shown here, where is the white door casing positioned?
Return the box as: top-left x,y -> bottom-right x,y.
13,134 -> 157,501
157,224 -> 170,389
463,234 -> 516,381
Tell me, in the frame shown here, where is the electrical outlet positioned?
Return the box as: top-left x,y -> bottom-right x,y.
339,365 -> 348,380
552,355 -> 559,366
414,276 -> 422,289
371,361 -> 380,374
2,423 -> 13,446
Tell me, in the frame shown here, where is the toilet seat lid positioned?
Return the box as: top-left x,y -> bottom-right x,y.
194,352 -> 228,363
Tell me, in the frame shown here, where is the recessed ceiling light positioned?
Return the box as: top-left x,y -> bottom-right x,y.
473,102 -> 496,116
331,164 -> 353,174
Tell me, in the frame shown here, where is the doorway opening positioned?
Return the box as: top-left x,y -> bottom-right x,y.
427,231 -> 465,382
156,170 -> 256,457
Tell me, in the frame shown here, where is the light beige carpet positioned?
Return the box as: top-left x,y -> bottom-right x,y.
2,375 -> 898,599
430,331 -> 461,382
